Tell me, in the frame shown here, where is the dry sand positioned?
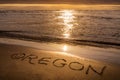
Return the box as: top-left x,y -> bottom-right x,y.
0,43 -> 120,80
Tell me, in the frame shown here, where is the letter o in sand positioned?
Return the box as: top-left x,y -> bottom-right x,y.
69,62 -> 84,71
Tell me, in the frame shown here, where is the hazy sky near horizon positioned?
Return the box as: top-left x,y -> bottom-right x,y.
0,0 -> 120,4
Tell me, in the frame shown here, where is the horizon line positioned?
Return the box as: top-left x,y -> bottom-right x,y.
0,4 -> 120,6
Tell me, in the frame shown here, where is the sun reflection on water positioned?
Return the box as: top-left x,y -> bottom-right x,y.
58,10 -> 75,38
63,33 -> 70,38
63,45 -> 68,52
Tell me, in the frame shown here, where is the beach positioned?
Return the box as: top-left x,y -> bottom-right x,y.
0,39 -> 120,80
0,5 -> 120,80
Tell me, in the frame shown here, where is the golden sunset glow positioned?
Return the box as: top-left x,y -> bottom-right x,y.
0,0 -> 120,78
63,45 -> 68,51
0,4 -> 120,10
58,10 -> 75,38
63,33 -> 70,38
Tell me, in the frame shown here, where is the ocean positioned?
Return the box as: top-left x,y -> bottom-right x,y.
0,7 -> 120,48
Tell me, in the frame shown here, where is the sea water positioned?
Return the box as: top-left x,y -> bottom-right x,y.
0,7 -> 120,48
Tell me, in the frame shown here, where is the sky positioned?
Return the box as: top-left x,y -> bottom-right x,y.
0,0 -> 120,4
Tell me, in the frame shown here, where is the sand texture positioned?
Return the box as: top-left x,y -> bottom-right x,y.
0,43 -> 120,80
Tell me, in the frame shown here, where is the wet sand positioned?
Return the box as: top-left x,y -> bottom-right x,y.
0,43 -> 120,80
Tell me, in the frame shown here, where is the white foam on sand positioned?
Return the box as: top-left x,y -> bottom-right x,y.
0,38 -> 120,65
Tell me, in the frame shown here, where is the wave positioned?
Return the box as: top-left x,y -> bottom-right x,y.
0,30 -> 120,49
76,15 -> 120,20
0,10 -> 120,20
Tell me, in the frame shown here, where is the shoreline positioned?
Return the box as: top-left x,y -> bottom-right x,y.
0,37 -> 120,65
0,42 -> 120,80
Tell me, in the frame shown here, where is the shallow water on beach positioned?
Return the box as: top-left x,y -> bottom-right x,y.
0,8 -> 120,47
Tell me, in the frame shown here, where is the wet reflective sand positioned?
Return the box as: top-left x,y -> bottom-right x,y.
0,42 -> 120,80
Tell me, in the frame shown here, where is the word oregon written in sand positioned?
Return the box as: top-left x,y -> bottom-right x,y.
11,53 -> 107,76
